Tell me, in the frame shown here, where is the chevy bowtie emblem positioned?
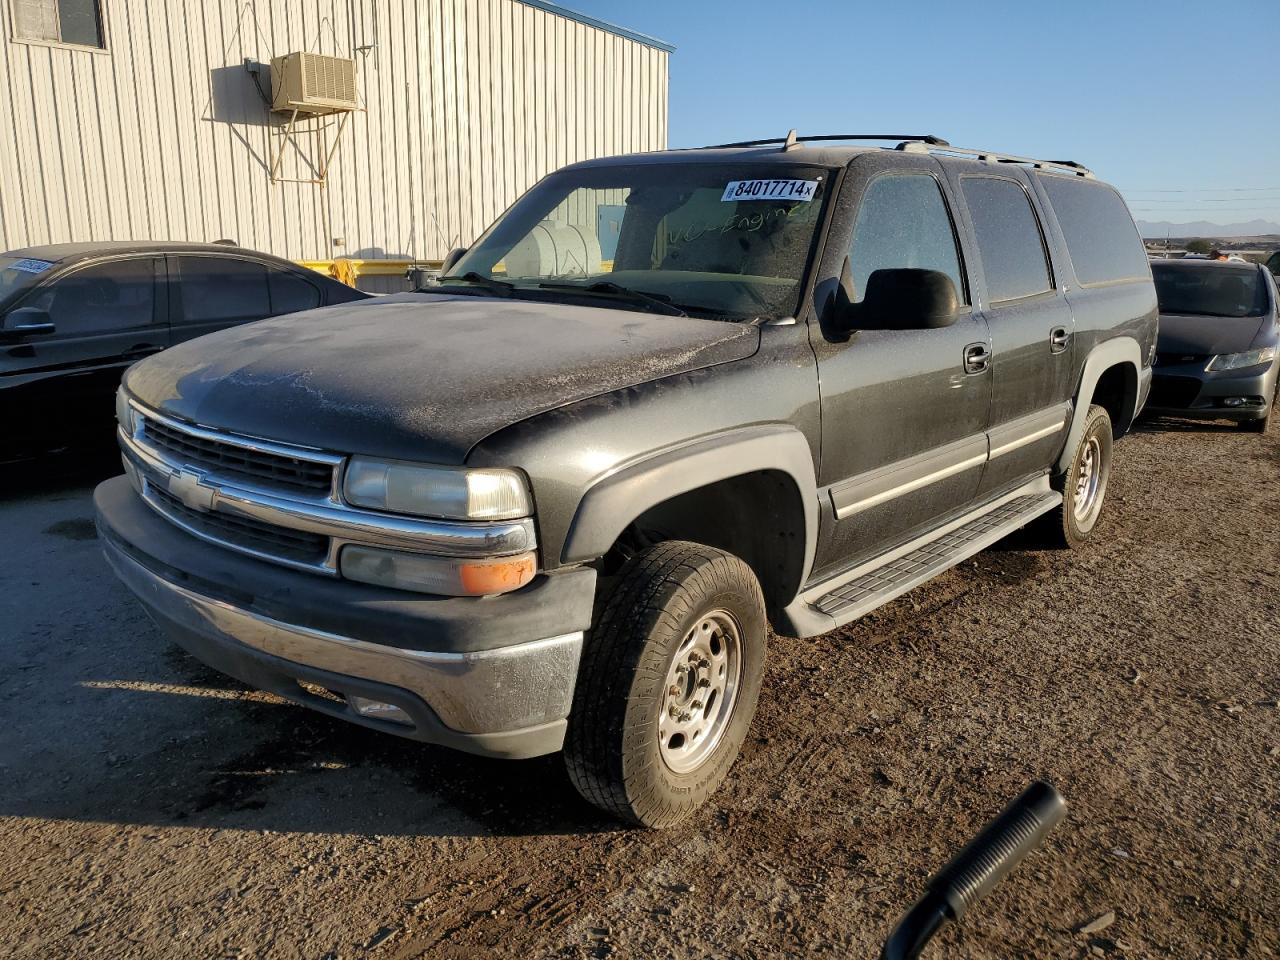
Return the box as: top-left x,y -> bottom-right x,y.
168,468 -> 216,512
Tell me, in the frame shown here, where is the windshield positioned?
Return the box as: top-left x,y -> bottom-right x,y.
1151,262 -> 1268,318
0,256 -> 55,310
444,162 -> 833,320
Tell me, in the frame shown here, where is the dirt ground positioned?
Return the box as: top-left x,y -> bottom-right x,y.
1,418 -> 1277,960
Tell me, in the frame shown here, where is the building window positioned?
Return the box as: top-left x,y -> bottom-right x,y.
12,0 -> 104,49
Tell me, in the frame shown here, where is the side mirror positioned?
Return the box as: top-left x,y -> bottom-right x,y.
838,268 -> 959,333
441,247 -> 467,274
2,306 -> 55,337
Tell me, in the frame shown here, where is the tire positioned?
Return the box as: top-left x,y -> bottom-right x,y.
1239,416 -> 1268,433
564,541 -> 767,829
1036,404 -> 1113,549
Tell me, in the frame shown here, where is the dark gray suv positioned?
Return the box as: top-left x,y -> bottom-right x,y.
95,134 -> 1157,827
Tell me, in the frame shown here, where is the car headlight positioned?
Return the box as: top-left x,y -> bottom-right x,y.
115,387 -> 136,435
343,457 -> 532,520
1206,346 -> 1277,372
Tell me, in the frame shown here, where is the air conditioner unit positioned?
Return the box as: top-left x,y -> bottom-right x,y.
271,52 -> 357,115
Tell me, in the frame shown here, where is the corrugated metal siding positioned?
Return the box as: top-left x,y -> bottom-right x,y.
0,0 -> 669,260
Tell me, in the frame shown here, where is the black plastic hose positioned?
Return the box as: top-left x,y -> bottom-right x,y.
881,780 -> 1067,960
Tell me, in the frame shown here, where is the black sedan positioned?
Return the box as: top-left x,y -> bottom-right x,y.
0,242 -> 368,462
1147,258 -> 1279,432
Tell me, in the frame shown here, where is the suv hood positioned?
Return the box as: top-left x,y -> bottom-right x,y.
1157,311 -> 1270,357
124,293 -> 759,463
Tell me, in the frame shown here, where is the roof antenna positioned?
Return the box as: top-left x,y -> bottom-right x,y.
782,128 -> 799,151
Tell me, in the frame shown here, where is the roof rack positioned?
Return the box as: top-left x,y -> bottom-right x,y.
702,128 -> 1093,178
704,130 -> 950,151
896,140 -> 1093,178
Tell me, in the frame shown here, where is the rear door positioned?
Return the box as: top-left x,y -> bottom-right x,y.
951,173 -> 1074,496
0,256 -> 166,453
169,254 -> 272,344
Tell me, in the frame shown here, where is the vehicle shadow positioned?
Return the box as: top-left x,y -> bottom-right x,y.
3,645 -> 620,840
1132,415 -> 1251,434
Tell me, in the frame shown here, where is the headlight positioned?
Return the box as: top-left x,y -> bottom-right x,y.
340,544 -> 537,596
1206,346 -> 1277,372
343,457 -> 531,520
115,387 -> 135,435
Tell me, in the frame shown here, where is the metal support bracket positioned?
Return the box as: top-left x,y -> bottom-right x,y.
269,108 -> 352,185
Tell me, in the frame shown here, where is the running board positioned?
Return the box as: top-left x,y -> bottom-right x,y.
779,479 -> 1061,638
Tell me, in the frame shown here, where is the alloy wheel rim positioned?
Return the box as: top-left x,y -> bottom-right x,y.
657,610 -> 742,774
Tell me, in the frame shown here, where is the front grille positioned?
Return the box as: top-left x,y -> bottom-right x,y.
1148,375 -> 1203,409
1155,353 -> 1208,368
149,484 -> 330,565
141,417 -> 334,494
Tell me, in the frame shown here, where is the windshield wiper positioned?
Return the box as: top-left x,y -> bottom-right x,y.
436,271 -> 516,296
537,280 -> 688,317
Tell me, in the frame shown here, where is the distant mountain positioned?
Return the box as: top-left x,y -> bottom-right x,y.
1136,218 -> 1280,239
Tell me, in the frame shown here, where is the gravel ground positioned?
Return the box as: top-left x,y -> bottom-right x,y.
1,419 -> 1277,960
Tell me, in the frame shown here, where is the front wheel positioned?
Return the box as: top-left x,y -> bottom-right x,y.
564,541 -> 767,828
1036,404 -> 1113,549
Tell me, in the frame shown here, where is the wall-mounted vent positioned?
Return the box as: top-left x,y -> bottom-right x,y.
270,53 -> 357,116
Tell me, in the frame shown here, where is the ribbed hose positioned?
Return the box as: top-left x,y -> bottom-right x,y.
928,781 -> 1066,919
881,781 -> 1066,960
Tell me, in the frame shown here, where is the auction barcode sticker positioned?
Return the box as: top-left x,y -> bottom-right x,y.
721,179 -> 819,202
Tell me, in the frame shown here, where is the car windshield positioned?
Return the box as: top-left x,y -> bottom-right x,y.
1151,262 -> 1268,318
443,162 -> 834,320
0,256 -> 55,310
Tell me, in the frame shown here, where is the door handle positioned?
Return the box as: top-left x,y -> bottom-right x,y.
1049,326 -> 1070,354
963,342 -> 991,375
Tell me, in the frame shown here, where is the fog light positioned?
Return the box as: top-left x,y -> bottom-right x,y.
348,695 -> 413,726
1222,397 -> 1245,407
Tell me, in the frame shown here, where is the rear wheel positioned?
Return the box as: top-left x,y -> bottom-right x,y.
564,541 -> 766,828
1036,404 -> 1113,549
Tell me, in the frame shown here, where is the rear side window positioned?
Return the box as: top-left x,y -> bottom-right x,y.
25,258 -> 156,335
1039,176 -> 1148,285
961,177 -> 1052,302
849,174 -> 966,303
267,267 -> 322,315
177,257 -> 270,323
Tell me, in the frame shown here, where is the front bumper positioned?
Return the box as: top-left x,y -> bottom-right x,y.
95,476 -> 596,759
1146,360 -> 1276,420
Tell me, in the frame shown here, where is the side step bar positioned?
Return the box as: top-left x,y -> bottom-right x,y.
780,479 -> 1062,638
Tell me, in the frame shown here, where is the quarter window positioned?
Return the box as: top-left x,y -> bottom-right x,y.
25,259 -> 155,335
12,0 -> 104,48
961,177 -> 1052,302
177,257 -> 270,324
848,175 -> 965,304
267,268 -> 322,315
1039,175 -> 1149,285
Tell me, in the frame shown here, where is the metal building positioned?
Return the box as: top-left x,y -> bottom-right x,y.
0,0 -> 671,264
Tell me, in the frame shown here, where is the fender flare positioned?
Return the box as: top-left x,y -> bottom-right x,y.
1057,336 -> 1142,474
560,423 -> 819,588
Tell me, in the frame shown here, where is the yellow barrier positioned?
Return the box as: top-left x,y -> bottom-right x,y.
298,258 -> 445,289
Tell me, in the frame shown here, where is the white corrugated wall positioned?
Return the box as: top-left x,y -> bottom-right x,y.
0,0 -> 670,260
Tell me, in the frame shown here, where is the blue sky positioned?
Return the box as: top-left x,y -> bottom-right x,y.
577,0 -> 1280,226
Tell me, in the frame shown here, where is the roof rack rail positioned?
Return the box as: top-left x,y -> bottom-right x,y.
699,130 -> 1093,177
897,140 -> 1094,178
704,130 -> 951,150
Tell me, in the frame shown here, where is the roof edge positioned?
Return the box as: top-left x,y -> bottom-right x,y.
514,0 -> 675,52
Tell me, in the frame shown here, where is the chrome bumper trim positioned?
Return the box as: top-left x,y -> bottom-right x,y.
105,543 -> 583,735
120,424 -> 536,574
